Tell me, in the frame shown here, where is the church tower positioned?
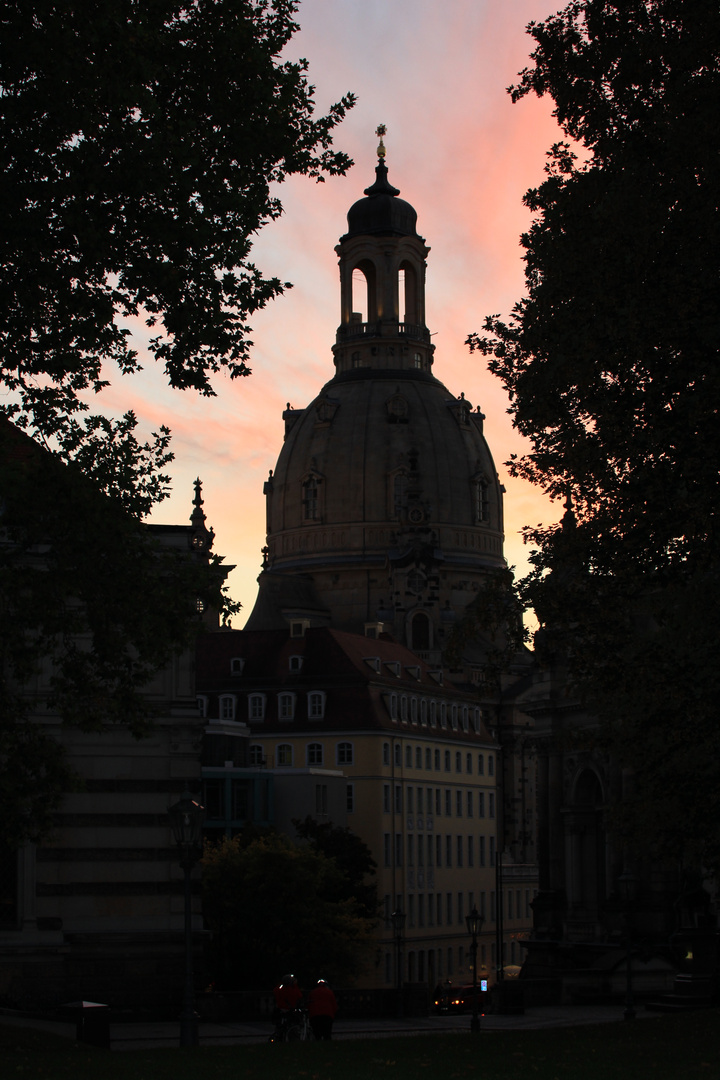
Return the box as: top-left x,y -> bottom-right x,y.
246,135 -> 506,666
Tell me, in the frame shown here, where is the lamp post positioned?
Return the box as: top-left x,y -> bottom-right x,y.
618,871 -> 637,1021
391,908 -> 406,1018
465,906 -> 485,1033
168,790 -> 205,1046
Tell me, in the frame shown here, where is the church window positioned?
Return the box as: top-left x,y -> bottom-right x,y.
407,569 -> 426,594
337,742 -> 354,765
307,742 -> 323,766
414,353 -> 423,369
248,694 -> 266,721
303,476 -> 319,521
410,612 -> 430,651
393,472 -> 408,517
276,744 -> 293,766
474,478 -> 489,522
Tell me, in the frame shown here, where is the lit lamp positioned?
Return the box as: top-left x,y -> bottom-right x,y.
465,906 -> 485,1033
168,790 -> 205,1046
618,870 -> 637,1021
391,908 -> 406,1019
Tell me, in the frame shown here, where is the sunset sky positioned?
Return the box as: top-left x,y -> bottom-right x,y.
111,0 -> 567,619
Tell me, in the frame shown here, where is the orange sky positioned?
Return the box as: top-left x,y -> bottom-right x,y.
106,1 -> 567,619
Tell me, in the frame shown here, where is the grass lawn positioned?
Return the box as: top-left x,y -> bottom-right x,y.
2,1009 -> 719,1080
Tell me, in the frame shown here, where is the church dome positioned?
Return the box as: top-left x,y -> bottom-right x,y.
342,158 -> 418,240
246,151 -> 506,655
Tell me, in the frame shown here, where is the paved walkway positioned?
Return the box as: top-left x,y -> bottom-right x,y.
2,1004 -> 657,1051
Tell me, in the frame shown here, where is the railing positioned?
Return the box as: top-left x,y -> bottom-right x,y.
337,321 -> 431,344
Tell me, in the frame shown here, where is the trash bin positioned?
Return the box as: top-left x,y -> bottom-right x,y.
60,1001 -> 111,1048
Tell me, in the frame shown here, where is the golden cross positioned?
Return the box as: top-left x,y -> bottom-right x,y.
375,124 -> 387,158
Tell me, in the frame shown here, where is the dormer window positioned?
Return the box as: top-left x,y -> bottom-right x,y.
405,665 -> 421,680
291,619 -> 310,638
308,691 -> 326,719
289,655 -> 304,672
219,695 -> 236,721
248,694 -> 266,722
278,692 -> 296,720
385,661 -> 401,677
230,657 -> 245,675
364,656 -> 381,673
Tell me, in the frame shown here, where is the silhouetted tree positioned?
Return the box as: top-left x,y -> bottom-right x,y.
293,816 -> 379,921
468,0 -> 720,871
201,832 -> 376,989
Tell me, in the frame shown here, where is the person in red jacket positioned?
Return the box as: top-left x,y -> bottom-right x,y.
272,974 -> 303,1040
307,978 -> 337,1040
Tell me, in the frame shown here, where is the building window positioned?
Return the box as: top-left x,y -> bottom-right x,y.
478,754 -> 485,775
430,701 -> 437,728
468,835 -> 474,867
456,790 -> 463,817
473,708 -> 481,734
316,784 -> 328,814
303,475 -> 320,521
446,892 -> 453,924
395,834 -> 403,867
383,784 -> 390,812
248,694 -> 266,721
388,694 -> 398,721
488,755 -> 495,776
248,744 -> 264,766
462,707 -> 469,732
474,478 -> 489,523
457,836 -> 463,867
436,834 -> 442,868
383,742 -> 390,765
424,747 -> 431,770
395,785 -> 403,813
219,695 -> 236,720
289,655 -> 303,671
347,783 -> 355,813
455,750 -> 462,773
434,748 -> 441,770
230,657 -> 245,675
307,691 -> 326,719
444,750 -> 451,772
440,703 -> 447,728
407,787 -> 414,814
489,792 -> 495,818
278,693 -> 295,720
196,695 -> 208,717
307,742 -> 323,766
458,891 -> 464,924
420,700 -> 428,726
405,745 -> 412,768
400,696 -> 408,723
276,744 -> 293,766
411,697 -> 418,724
490,836 -> 496,864
337,742 -> 354,766
445,835 -> 452,867
435,788 -> 441,816
451,704 -> 458,730
445,790 -> 452,816
384,834 -> 391,867
394,743 -> 401,767
479,792 -> 485,818
479,835 -> 486,867
411,611 -> 431,651
467,791 -> 474,817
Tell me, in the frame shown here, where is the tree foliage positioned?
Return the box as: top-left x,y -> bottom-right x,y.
0,2 -> 353,843
201,832 -> 377,989
468,0 -> 720,870
292,815 -> 379,921
1,0 -> 353,478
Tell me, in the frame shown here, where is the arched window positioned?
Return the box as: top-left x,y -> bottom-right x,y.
411,611 -> 431,651
400,696 -> 408,723
420,699 -> 428,726
219,695 -> 236,720
307,691 -> 326,719
248,694 -> 265,721
278,693 -> 296,720
474,477 -> 489,522
405,745 -> 412,768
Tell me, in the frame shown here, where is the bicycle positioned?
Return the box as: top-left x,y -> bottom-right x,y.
271,1007 -> 313,1042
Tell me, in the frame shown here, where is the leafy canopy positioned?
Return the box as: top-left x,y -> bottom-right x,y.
202,831 -> 377,989
1,0 -> 354,488
468,0 -> 720,870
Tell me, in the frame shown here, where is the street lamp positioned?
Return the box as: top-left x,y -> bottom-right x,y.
391,908 -> 406,1018
465,906 -> 485,1033
168,790 -> 205,1046
618,871 -> 637,1021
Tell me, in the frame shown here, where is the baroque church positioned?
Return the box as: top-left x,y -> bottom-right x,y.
196,135 -> 539,992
